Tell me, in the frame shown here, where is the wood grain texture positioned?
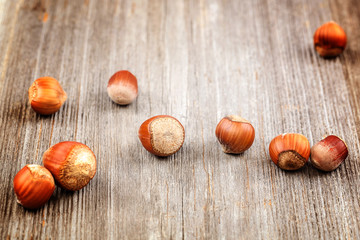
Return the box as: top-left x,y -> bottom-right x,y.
0,0 -> 359,239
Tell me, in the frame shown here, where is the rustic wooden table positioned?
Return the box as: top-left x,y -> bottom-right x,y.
1,0 -> 359,239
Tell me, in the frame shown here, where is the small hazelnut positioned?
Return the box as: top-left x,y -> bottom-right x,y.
107,70 -> 138,105
310,135 -> 348,171
28,76 -> 67,115
138,115 -> 185,157
314,21 -> 347,57
13,164 -> 55,209
269,133 -> 310,170
215,115 -> 255,154
43,141 -> 96,191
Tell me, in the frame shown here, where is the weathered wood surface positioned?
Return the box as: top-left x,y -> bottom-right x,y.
0,0 -> 360,239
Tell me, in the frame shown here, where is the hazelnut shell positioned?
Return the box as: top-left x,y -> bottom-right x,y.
215,115 -> 255,154
43,141 -> 96,191
138,115 -> 185,157
310,135 -> 348,171
13,164 -> 55,209
314,21 -> 347,57
269,133 -> 310,170
107,70 -> 138,105
28,76 -> 67,115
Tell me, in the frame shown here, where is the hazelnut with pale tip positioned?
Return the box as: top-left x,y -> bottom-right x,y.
310,135 -> 348,171
107,70 -> 138,105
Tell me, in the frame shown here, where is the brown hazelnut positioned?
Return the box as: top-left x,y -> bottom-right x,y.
310,135 -> 348,171
314,21 -> 347,57
28,77 -> 67,115
107,70 -> 138,105
269,133 -> 310,170
13,164 -> 55,209
138,115 -> 185,157
215,115 -> 255,154
43,141 -> 96,191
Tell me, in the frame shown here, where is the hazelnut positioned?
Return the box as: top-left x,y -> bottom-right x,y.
310,135 -> 348,171
43,141 -> 96,191
269,133 -> 310,170
215,115 -> 255,154
314,21 -> 347,57
28,76 -> 67,115
13,164 -> 55,209
138,115 -> 185,157
107,70 -> 138,105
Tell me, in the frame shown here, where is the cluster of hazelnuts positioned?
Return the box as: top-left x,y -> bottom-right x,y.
14,142 -> 96,209
14,21 -> 348,209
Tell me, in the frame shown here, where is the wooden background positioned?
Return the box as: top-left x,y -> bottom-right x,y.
0,0 -> 359,239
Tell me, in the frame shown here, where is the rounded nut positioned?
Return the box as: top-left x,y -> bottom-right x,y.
138,115 -> 185,157
107,70 -> 138,105
43,141 -> 96,191
28,76 -> 67,115
310,135 -> 348,171
314,21 -> 347,57
269,133 -> 310,170
13,164 -> 55,209
215,115 -> 255,154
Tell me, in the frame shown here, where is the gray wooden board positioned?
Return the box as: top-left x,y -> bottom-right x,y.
0,0 -> 359,239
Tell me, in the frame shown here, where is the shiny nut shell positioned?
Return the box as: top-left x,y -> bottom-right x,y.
13,165 -> 55,209
310,135 -> 348,171
269,133 -> 310,170
43,141 -> 96,191
107,70 -> 138,105
314,21 -> 347,57
215,115 -> 255,154
28,76 -> 67,115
